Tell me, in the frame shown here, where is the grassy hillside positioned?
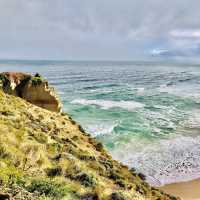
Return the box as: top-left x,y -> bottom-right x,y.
0,90 -> 179,200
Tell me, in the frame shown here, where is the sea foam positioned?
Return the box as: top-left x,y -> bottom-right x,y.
86,121 -> 119,136
110,135 -> 200,186
71,99 -> 144,111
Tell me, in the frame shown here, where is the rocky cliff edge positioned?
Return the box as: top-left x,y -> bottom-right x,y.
0,72 -> 62,113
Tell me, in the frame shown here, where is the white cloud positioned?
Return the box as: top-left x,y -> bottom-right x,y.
151,49 -> 170,56
170,29 -> 200,39
0,0 -> 200,59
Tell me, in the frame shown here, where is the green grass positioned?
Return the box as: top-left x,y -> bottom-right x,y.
26,178 -> 70,200
0,165 -> 77,200
31,76 -> 44,86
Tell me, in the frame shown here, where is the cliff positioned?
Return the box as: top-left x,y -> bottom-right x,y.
0,84 -> 179,199
0,72 -> 62,113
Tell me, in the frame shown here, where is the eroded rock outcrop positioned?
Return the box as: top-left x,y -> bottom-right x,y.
0,72 -> 62,112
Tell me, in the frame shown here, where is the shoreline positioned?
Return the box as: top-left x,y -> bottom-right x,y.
160,178 -> 200,200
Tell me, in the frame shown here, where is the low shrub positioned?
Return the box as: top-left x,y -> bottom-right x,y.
0,167 -> 25,186
95,142 -> 104,151
72,172 -> 96,187
81,193 -> 99,200
110,192 -> 124,200
26,178 -> 69,200
31,76 -> 43,86
138,172 -> 146,181
46,166 -> 62,177
0,146 -> 10,159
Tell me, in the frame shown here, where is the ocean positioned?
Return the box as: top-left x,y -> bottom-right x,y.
1,60 -> 200,186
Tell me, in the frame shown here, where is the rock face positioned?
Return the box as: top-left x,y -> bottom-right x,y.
0,72 -> 31,95
20,78 -> 62,113
0,72 -> 62,112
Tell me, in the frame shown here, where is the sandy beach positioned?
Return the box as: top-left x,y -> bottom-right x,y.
160,179 -> 200,200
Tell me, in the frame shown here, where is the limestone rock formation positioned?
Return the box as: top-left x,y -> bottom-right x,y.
0,72 -> 62,112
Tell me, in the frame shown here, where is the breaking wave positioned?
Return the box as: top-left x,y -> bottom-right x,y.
71,99 -> 144,111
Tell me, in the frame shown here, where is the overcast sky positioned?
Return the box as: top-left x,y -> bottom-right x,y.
0,0 -> 200,60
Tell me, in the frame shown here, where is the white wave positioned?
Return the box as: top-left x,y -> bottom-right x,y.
71,99 -> 144,111
58,91 -> 65,95
110,135 -> 200,186
182,109 -> 200,129
135,87 -> 145,95
86,121 -> 119,136
130,87 -> 145,92
158,83 -> 200,101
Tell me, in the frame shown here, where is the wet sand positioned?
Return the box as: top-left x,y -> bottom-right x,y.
160,178 -> 200,200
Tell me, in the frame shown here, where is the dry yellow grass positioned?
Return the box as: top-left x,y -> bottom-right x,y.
0,90 -> 179,200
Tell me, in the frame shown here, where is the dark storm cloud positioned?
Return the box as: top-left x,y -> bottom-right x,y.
0,0 -> 200,59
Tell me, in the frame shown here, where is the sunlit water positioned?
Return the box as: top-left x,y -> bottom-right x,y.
1,60 -> 200,186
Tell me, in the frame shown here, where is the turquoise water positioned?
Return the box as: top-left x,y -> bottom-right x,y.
1,60 -> 200,186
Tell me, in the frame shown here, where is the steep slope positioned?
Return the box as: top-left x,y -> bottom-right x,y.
0,90 -> 179,200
